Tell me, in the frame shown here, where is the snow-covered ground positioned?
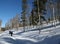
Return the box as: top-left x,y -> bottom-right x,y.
0,22 -> 60,44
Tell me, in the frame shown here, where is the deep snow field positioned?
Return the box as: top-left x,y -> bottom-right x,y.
0,22 -> 60,44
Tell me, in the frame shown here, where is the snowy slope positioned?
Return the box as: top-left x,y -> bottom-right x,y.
0,23 -> 60,44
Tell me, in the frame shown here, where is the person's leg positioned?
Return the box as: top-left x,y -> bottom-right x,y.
11,33 -> 12,36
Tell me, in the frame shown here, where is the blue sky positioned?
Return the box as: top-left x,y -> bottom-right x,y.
0,0 -> 31,27
0,0 -> 22,27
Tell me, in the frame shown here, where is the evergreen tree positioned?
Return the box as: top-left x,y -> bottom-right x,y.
32,0 -> 47,34
56,0 -> 60,22
32,0 -> 47,24
21,0 -> 28,32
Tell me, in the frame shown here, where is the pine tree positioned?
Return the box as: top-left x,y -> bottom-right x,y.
48,0 -> 56,27
56,0 -> 60,22
21,0 -> 28,32
32,0 -> 47,34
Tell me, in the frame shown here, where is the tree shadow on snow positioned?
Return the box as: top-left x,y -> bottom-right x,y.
2,37 -> 36,44
36,35 -> 60,44
16,23 -> 60,35
2,34 -> 60,44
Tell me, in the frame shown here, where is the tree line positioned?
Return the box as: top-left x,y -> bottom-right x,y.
5,0 -> 60,32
